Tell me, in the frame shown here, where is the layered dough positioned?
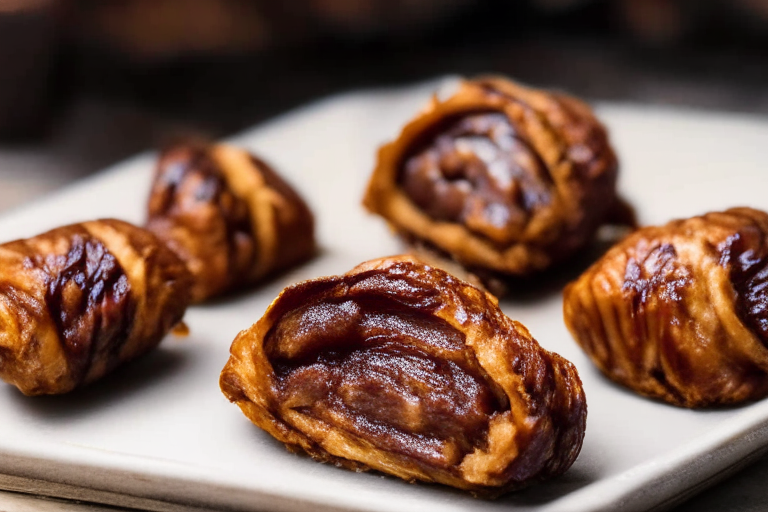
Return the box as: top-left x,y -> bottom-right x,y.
221,255 -> 586,495
364,76 -> 628,279
564,207 -> 768,407
0,219 -> 192,395
147,142 -> 316,302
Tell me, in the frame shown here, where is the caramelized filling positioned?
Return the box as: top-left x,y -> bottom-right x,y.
622,243 -> 692,305
265,295 -> 504,469
399,112 -> 552,246
722,230 -> 768,347
152,145 -> 248,225
39,232 -> 136,380
148,145 -> 256,287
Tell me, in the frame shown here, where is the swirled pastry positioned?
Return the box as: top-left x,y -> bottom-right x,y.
147,142 -> 316,302
564,207 -> 768,407
363,76 -> 628,280
0,219 -> 192,396
220,255 -> 586,495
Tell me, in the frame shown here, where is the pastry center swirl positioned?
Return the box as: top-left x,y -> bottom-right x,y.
399,112 -> 552,246
265,296 -> 504,468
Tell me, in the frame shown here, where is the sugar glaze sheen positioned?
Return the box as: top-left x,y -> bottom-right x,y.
564,207 -> 768,408
364,76 -> 633,282
221,255 -> 587,496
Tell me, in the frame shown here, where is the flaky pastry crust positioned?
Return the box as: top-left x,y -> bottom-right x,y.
0,219 -> 192,395
147,142 -> 316,302
221,255 -> 586,495
363,76 -> 627,279
564,207 -> 768,407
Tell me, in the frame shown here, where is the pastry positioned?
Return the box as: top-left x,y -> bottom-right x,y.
147,141 -> 316,302
221,255 -> 586,495
564,207 -> 768,407
363,76 -> 630,282
0,219 -> 192,396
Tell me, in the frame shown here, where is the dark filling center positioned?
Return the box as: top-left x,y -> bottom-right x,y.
265,296 -> 504,469
41,232 -> 136,382
151,145 -> 256,282
722,231 -> 768,347
399,112 -> 552,246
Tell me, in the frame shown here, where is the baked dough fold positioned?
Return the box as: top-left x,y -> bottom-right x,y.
147,142 -> 315,302
564,207 -> 768,407
364,76 -> 625,278
221,255 -> 586,494
0,219 -> 192,395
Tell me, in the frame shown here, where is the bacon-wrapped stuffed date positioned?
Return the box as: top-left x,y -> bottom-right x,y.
564,207 -> 768,407
363,76 -> 629,281
220,255 -> 586,495
147,142 -> 315,303
0,219 -> 192,396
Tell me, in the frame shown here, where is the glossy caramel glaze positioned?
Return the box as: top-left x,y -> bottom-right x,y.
41,228 -> 137,383
364,76 -> 629,281
564,207 -> 768,407
221,255 -> 586,495
401,112 -> 551,247
147,141 -> 316,302
0,219 -> 192,395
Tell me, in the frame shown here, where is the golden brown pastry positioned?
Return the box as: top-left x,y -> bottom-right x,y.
363,76 -> 629,281
564,207 -> 768,408
147,141 -> 316,302
220,255 -> 586,495
0,219 -> 192,396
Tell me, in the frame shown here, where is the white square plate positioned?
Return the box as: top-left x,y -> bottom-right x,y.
1,79 -> 768,512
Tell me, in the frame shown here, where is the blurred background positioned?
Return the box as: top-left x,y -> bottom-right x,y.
1,0 -> 768,176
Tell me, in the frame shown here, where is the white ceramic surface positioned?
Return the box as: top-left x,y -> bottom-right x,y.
1,79 -> 768,512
